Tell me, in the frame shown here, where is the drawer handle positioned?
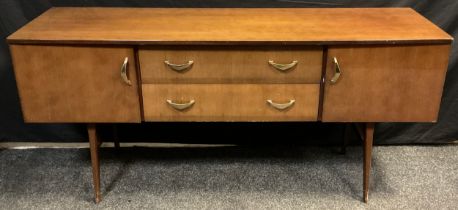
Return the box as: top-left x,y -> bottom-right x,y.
166,99 -> 195,110
268,60 -> 298,71
267,99 -> 295,110
121,57 -> 132,86
330,57 -> 341,84
164,60 -> 194,72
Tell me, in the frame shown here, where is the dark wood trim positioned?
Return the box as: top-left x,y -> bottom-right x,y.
134,46 -> 145,122
6,39 -> 453,46
317,46 -> 328,121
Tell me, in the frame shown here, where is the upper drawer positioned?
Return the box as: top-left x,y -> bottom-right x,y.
139,46 -> 323,84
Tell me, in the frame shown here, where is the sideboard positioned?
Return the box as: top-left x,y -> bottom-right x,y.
7,8 -> 452,203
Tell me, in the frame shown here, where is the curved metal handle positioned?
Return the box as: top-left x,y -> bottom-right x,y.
166,99 -> 195,110
120,57 -> 132,86
330,57 -> 341,84
267,99 -> 295,110
164,60 -> 194,72
268,60 -> 298,71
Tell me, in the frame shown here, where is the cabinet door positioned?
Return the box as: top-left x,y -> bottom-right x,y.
322,45 -> 450,122
10,45 -> 141,122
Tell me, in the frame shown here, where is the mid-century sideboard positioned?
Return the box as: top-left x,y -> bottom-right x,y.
7,8 -> 452,203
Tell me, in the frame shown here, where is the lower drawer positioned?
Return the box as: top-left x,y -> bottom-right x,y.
142,84 -> 319,121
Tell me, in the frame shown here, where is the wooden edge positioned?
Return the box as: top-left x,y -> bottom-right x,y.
406,8 -> 454,41
6,39 -> 453,46
5,7 -> 54,42
317,46 -> 328,121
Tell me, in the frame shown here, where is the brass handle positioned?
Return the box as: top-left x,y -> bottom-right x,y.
267,99 -> 295,110
330,57 -> 341,84
268,60 -> 298,71
120,57 -> 132,86
166,99 -> 195,110
164,60 -> 194,72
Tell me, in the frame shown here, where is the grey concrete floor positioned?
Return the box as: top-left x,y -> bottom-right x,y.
0,145 -> 457,209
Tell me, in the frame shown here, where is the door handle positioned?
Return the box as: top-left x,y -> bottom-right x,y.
166,99 -> 195,110
164,60 -> 194,72
268,60 -> 298,72
120,57 -> 132,86
267,99 -> 295,110
330,57 -> 341,84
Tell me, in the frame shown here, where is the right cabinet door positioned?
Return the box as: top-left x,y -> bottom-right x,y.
322,44 -> 450,122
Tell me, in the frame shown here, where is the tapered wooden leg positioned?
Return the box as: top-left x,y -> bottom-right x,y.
363,123 -> 374,203
88,124 -> 101,203
113,124 -> 120,150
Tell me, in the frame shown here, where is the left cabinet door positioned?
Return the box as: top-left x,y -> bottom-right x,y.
10,45 -> 141,122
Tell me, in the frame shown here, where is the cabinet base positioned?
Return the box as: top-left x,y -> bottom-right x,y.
86,122 -> 374,203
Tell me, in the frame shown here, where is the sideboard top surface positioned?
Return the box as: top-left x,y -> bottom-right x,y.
7,7 -> 453,45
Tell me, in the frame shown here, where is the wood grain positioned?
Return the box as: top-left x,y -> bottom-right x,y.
363,123 -> 374,203
322,44 -> 451,122
10,45 -> 141,122
142,84 -> 319,121
7,8 -> 452,45
6,7 -> 453,205
87,124 -> 101,203
139,46 -> 322,84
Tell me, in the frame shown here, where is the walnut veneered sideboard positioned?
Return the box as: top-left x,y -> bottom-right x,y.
7,8 -> 453,203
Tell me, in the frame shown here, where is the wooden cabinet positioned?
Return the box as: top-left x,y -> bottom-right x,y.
323,45 -> 451,122
10,45 -> 141,122
7,8 -> 452,203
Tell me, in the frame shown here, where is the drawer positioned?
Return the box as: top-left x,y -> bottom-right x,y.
139,46 -> 322,84
142,84 -> 319,121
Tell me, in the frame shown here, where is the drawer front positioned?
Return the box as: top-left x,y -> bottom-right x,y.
10,45 -> 141,122
322,44 -> 451,122
139,46 -> 322,84
143,84 -> 319,121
